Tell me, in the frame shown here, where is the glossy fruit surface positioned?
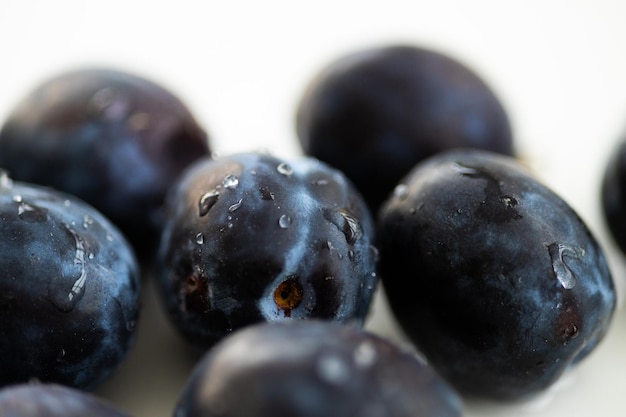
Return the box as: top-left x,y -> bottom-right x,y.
601,137 -> 626,254
376,149 -> 616,400
157,152 -> 378,349
174,320 -> 463,417
0,173 -> 140,390
0,383 -> 132,417
296,44 -> 514,213
0,67 -> 210,260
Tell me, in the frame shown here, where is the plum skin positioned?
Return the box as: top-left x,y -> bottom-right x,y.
0,176 -> 140,390
601,138 -> 626,254
174,320 -> 463,417
156,152 -> 378,349
0,383 -> 132,417
296,44 -> 514,213
0,67 -> 211,260
376,149 -> 616,400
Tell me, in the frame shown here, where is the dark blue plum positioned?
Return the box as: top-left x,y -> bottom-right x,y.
157,152 -> 378,349
601,137 -> 626,254
376,149 -> 616,400
174,320 -> 463,417
0,67 -> 211,261
0,383 -> 132,417
0,172 -> 140,390
296,44 -> 514,213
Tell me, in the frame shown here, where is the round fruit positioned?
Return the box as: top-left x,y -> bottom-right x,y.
376,149 -> 616,400
0,173 -> 140,390
296,44 -> 514,213
0,383 -> 132,417
601,136 -> 626,254
0,67 -> 211,260
174,320 -> 463,417
157,152 -> 378,348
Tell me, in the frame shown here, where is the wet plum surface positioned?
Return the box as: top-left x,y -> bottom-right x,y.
174,320 -> 463,417
156,152 -> 379,349
296,44 -> 514,213
0,175 -> 140,390
376,149 -> 616,400
0,68 -> 211,260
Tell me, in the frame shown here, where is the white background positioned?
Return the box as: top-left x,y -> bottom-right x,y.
2,1 -> 626,416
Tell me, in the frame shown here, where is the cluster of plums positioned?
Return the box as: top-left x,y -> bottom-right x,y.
0,43 -> 622,416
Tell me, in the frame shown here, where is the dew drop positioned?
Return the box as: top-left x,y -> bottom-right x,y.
278,214 -> 292,229
64,200 -> 71,207
277,163 -> 293,176
0,170 -> 12,189
325,209 -> 363,245
353,341 -> 377,368
222,174 -> 239,189
548,243 -> 584,289
49,226 -> 88,312
317,354 -> 351,384
393,184 -> 409,200
56,349 -> 66,362
228,198 -> 243,213
82,215 -> 94,229
199,190 -> 220,216
195,233 -> 204,245
12,195 -> 22,203
17,203 -> 35,216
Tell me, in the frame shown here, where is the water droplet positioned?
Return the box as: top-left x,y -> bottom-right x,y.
277,163 -> 293,176
12,195 -> 22,203
325,209 -> 363,245
17,203 -> 35,216
326,240 -> 344,260
0,170 -> 12,189
228,198 -> 243,213
88,253 -> 95,260
353,341 -> 377,368
278,214 -> 292,229
408,207 -> 417,215
49,226 -> 88,312
106,234 -> 114,242
82,215 -> 94,229
348,250 -> 357,261
317,354 -> 351,384
222,174 -> 239,189
195,233 -> 204,245
454,162 -> 481,176
64,200 -> 71,207
548,243 -> 584,289
393,184 -> 409,200
313,178 -> 329,186
56,349 -> 66,362
199,190 -> 220,216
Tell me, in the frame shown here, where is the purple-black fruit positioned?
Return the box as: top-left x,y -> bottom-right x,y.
0,67 -> 211,260
296,44 -> 514,213
0,383 -> 132,417
601,136 -> 626,254
157,152 -> 378,349
174,320 -> 463,417
377,149 -> 616,400
0,173 -> 140,390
